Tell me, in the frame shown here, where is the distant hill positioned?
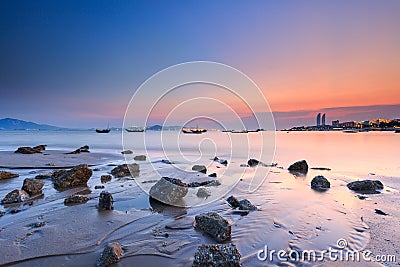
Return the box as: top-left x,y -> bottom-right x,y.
0,118 -> 63,130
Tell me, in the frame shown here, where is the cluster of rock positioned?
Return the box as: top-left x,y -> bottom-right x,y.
101,174 -> 112,183
110,163 -> 139,178
52,164 -> 93,190
66,145 -> 90,154
1,178 -> 44,204
213,157 -> 228,166
15,144 -> 46,154
0,171 -> 19,180
227,196 -> 257,211
192,244 -> 241,267
64,194 -> 90,205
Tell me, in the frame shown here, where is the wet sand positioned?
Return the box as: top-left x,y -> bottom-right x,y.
0,149 -> 399,266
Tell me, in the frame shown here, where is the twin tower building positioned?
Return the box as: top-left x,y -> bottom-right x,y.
316,113 -> 326,127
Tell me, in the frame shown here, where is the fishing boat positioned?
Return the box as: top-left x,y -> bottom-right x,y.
96,128 -> 110,133
125,127 -> 145,132
181,127 -> 207,134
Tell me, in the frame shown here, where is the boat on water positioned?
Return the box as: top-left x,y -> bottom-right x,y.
231,130 -> 248,133
343,130 -> 358,133
181,127 -> 207,134
96,128 -> 110,133
125,127 -> 145,132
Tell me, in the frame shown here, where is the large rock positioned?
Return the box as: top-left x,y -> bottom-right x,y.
227,196 -> 240,208
22,178 -> 44,196
238,199 -> 257,211
98,191 -> 114,211
311,175 -> 330,191
347,180 -> 384,193
192,244 -> 241,267
66,145 -> 90,154
14,146 -> 42,154
97,242 -> 123,267
195,212 -> 231,242
33,144 -> 47,151
52,164 -> 92,190
288,160 -> 308,173
192,165 -> 207,174
1,189 -> 30,204
0,171 -> 19,180
64,194 -> 90,205
101,174 -> 112,183
197,187 -> 211,198
149,177 -> 188,204
111,163 -> 139,178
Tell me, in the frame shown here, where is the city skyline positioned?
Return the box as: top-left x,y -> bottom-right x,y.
0,1 -> 399,129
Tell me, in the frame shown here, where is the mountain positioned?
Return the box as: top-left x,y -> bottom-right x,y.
0,118 -> 63,130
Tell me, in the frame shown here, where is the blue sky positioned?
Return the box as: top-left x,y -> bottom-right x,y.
0,0 -> 399,128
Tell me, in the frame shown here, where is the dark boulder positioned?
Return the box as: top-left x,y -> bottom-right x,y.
101,174 -> 112,183
111,163 -> 139,178
247,159 -> 260,167
197,187 -> 211,198
288,160 -> 308,173
134,155 -> 146,161
0,171 -> 19,180
311,175 -> 330,191
33,144 -> 47,151
22,178 -> 44,196
121,150 -> 133,154
98,191 -> 114,211
192,244 -> 241,267
15,146 -> 42,154
227,196 -> 240,208
194,212 -> 231,242
238,199 -> 257,211
192,165 -> 207,174
1,189 -> 30,204
149,177 -> 188,204
52,164 -> 92,190
64,194 -> 90,205
97,242 -> 123,267
66,145 -> 90,154
35,173 -> 52,179
347,180 -> 383,193
208,173 -> 217,178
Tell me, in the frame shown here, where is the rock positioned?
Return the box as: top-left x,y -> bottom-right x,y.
35,173 -> 52,179
188,180 -> 220,187
239,164 -> 249,167
161,159 -> 173,164
197,187 -> 211,198
347,180 -> 384,192
149,177 -> 188,204
0,210 -> 4,217
192,165 -> 207,174
66,145 -> 90,154
33,144 -> 47,151
213,157 -> 228,166
121,150 -> 133,154
208,173 -> 217,178
288,160 -> 308,173
134,155 -> 146,161
64,194 -> 90,205
311,175 -> 330,191
247,159 -> 260,167
52,164 -> 93,190
238,199 -> 257,211
28,221 -> 46,228
98,191 -> 114,211
192,244 -> 241,267
310,167 -> 331,171
0,171 -> 19,180
227,196 -> 240,208
111,163 -> 139,178
14,146 -> 42,154
1,189 -> 30,204
51,169 -> 67,179
95,185 -> 105,189
101,174 -> 112,183
97,242 -> 123,267
375,209 -> 388,216
194,212 -> 231,242
22,178 -> 44,196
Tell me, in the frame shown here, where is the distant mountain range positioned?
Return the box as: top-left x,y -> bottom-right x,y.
0,118 -> 63,130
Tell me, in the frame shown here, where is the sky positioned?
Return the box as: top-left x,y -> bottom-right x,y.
0,0 -> 399,129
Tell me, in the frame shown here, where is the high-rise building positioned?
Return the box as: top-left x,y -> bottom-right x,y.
322,113 -> 326,126
332,120 -> 339,127
316,113 -> 321,126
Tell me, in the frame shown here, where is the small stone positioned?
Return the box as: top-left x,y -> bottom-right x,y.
134,155 -> 146,161
247,159 -> 260,167
0,210 -> 4,217
98,191 -> 114,211
22,178 -> 44,196
208,173 -> 217,178
311,175 -> 330,191
227,196 -> 240,208
111,163 -> 139,178
95,185 -> 105,189
375,209 -> 388,216
101,174 -> 112,183
192,165 -> 207,174
197,187 -> 211,198
97,242 -> 123,267
121,150 -> 133,154
238,199 -> 257,211
288,160 -> 308,173
1,189 -> 30,204
0,171 -> 19,180
195,212 -> 231,242
192,244 -> 241,267
28,221 -> 46,228
64,194 -> 90,205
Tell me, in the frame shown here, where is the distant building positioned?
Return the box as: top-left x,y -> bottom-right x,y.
340,121 -> 356,129
332,120 -> 339,127
316,113 -> 321,127
322,113 -> 326,126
